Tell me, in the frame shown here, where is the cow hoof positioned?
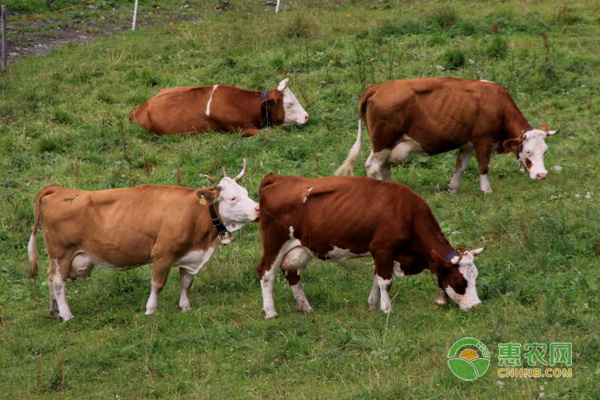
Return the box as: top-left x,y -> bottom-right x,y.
367,299 -> 378,310
180,305 -> 191,312
264,311 -> 279,319
145,308 -> 157,316
446,187 -> 458,194
60,313 -> 74,322
298,306 -> 314,314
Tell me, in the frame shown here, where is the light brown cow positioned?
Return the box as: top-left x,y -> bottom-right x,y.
129,78 -> 309,137
257,174 -> 486,319
335,77 -> 558,193
28,162 -> 259,321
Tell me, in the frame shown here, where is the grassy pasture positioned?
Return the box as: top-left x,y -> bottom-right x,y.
1,0 -> 599,398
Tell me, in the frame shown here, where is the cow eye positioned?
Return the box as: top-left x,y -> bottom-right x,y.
229,196 -> 238,202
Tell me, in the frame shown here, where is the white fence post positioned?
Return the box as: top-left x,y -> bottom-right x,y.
132,0 -> 139,31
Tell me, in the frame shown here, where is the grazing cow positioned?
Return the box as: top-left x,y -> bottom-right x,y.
335,77 -> 558,193
257,174 -> 486,319
129,78 -> 309,137
28,162 -> 259,322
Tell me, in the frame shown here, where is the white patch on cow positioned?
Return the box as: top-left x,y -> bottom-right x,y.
367,274 -> 380,310
302,187 -> 313,203
479,174 -> 492,194
215,176 -> 259,232
444,254 -> 481,310
368,262 -> 403,310
520,129 -> 549,180
205,85 -> 219,117
377,275 -> 393,313
324,246 -> 370,262
480,80 -> 495,84
277,78 -> 309,126
175,247 -> 216,275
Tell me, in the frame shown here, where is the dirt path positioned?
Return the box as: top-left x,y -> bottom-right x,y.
3,4 -> 204,62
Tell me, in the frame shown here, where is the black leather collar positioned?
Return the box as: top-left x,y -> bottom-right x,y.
209,204 -> 229,236
259,90 -> 272,128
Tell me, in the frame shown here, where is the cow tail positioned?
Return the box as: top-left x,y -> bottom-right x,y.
333,109 -> 365,176
334,88 -> 376,177
28,186 -> 57,277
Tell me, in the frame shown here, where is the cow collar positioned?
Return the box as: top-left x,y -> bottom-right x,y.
209,204 -> 234,244
259,90 -> 272,128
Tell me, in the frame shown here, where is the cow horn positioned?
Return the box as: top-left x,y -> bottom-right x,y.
232,159 -> 247,182
204,174 -> 217,185
470,237 -> 487,256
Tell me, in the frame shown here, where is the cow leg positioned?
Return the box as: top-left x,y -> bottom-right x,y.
48,258 -> 75,322
178,269 -> 195,312
367,273 -> 380,310
146,258 -> 173,315
371,253 -> 394,313
280,246 -> 314,313
448,148 -> 473,193
475,148 -> 493,194
365,149 -> 392,181
259,256 -> 279,319
282,270 -> 314,314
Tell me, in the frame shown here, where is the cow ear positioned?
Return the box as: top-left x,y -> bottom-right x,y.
277,78 -> 289,92
502,138 -> 522,154
195,187 -> 220,205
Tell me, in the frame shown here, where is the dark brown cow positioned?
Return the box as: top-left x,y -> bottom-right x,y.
335,77 -> 558,193
129,78 -> 309,137
28,162 -> 259,322
257,174 -> 486,319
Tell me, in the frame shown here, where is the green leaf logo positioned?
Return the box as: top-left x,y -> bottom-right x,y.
447,337 -> 490,381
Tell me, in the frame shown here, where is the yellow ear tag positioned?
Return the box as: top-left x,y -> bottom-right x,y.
199,196 -> 207,205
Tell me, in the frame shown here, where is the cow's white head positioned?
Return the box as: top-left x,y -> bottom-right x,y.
503,125 -> 558,180
202,160 -> 259,235
432,240 -> 486,310
276,78 -> 309,126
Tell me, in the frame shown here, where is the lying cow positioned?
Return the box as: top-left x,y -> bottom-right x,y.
335,77 -> 558,193
28,161 -> 259,321
257,174 -> 486,319
129,78 -> 309,137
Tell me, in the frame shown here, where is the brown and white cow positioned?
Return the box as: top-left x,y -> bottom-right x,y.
28,162 -> 259,322
257,174 -> 486,319
129,78 -> 309,137
335,77 -> 558,193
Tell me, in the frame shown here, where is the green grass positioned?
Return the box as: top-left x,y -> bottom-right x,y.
1,0 -> 599,398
